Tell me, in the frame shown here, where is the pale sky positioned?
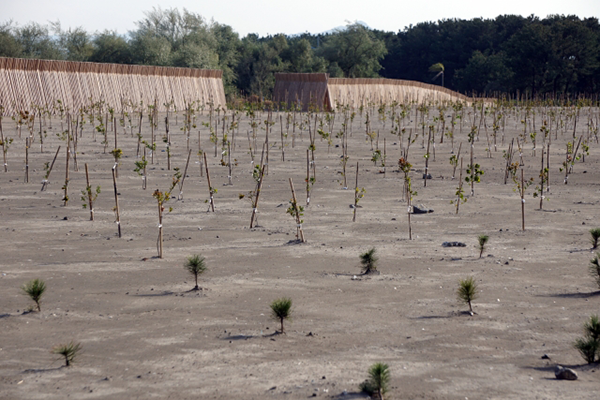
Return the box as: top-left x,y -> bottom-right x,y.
1,0 -> 598,37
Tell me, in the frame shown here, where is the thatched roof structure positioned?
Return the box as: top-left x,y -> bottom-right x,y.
0,57 -> 226,115
274,73 -> 474,111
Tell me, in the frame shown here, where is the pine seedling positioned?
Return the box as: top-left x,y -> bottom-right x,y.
52,341 -> 82,367
590,228 -> 600,250
457,276 -> 479,314
590,253 -> 600,290
477,234 -> 489,258
360,248 -> 379,274
22,278 -> 46,312
574,337 -> 599,364
574,315 -> 600,364
270,297 -> 292,334
583,314 -> 600,341
184,254 -> 207,291
359,362 -> 390,400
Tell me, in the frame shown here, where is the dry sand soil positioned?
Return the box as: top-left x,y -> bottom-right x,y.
1,107 -> 599,399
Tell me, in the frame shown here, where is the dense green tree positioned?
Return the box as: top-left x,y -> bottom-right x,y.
89,31 -> 133,64
0,22 -> 23,58
318,22 -> 387,78
54,24 -> 94,61
212,23 -> 241,96
15,22 -> 63,60
0,11 -> 599,97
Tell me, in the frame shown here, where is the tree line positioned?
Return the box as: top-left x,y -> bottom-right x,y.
1,9 -> 598,99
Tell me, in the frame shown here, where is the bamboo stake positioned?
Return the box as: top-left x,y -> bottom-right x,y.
249,165 -> 265,229
0,113 -> 6,172
288,178 -> 305,243
204,152 -> 215,212
521,168 -> 525,231
353,162 -> 359,222
546,142 -> 550,192
41,146 -> 60,191
280,114 -> 285,161
63,124 -> 70,206
85,163 -> 94,221
306,149 -> 310,206
424,126 -> 431,187
142,146 -> 147,190
227,142 -> 233,185
24,138 -> 29,183
178,149 -> 192,200
112,164 -> 122,238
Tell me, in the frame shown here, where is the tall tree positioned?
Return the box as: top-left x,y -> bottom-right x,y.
318,22 -> 387,78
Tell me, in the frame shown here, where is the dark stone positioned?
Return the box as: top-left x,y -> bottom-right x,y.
442,242 -> 466,247
412,205 -> 434,214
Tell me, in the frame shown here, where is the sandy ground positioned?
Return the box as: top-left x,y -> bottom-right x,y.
0,106 -> 599,399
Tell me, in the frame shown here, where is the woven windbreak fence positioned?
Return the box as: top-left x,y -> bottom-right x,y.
273,73 -> 330,111
273,74 -> 475,111
0,58 -> 226,115
326,78 -> 472,108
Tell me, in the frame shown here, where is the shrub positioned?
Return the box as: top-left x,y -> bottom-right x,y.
270,297 -> 292,334
21,279 -> 46,312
